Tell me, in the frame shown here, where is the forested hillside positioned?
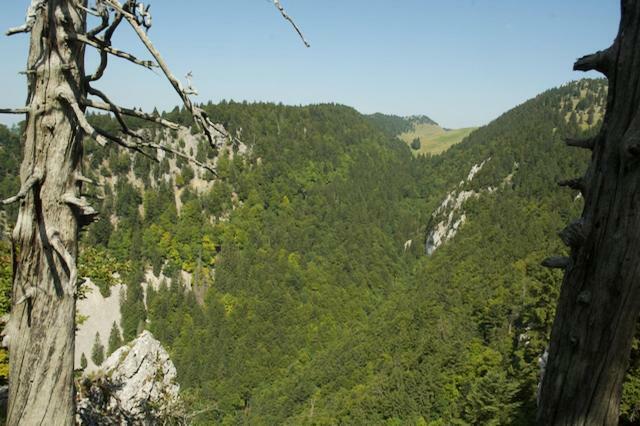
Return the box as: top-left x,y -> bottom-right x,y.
2,79 -> 636,424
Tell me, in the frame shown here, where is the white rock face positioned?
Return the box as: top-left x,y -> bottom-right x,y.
77,331 -> 181,425
425,158 -> 521,255
425,159 -> 490,256
75,280 -> 124,372
426,190 -> 475,256
466,159 -> 488,182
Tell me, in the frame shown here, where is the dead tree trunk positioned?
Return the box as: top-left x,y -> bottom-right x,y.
5,1 -> 86,424
538,1 -> 640,424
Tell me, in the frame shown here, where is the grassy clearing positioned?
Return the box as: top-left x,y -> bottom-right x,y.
399,124 -> 477,155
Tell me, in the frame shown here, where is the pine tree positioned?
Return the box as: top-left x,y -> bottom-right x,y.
107,321 -> 123,356
411,137 -> 421,150
91,332 -> 105,367
80,353 -> 87,370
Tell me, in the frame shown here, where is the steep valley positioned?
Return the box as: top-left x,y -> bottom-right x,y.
3,79 -> 638,424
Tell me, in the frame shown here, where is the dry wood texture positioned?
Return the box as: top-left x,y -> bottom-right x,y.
538,1 -> 640,424
5,1 -> 85,424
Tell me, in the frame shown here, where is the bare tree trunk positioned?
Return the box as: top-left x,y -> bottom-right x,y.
6,1 -> 85,424
538,1 -> 640,424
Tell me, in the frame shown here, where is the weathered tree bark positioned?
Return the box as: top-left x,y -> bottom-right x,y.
538,1 -> 640,424
5,1 -> 86,424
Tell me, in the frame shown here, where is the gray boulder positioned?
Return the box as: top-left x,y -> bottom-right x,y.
76,330 -> 182,425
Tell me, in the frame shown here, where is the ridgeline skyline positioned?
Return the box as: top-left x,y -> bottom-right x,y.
0,0 -> 618,129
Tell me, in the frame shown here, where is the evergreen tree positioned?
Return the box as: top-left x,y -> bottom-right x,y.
91,332 -> 105,367
80,353 -> 87,370
107,322 -> 124,356
411,137 -> 421,150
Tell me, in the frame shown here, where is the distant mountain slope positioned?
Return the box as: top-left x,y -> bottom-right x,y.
399,123 -> 477,155
365,113 -> 438,137
365,112 -> 476,155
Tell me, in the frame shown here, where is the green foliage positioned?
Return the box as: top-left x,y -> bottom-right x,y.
1,80 -> 624,424
120,264 -> 147,341
91,332 -> 105,366
0,241 -> 12,318
79,247 -> 130,297
80,353 -> 88,370
366,113 -> 437,137
0,198 -> 14,385
0,125 -> 21,212
107,321 -> 124,356
411,137 -> 421,150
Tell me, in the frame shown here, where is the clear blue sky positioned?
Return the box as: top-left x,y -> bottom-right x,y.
0,0 -> 619,128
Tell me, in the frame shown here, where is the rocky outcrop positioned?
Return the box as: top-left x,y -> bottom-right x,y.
425,193 -> 473,256
425,160 -> 489,255
425,159 -> 520,255
76,331 -> 182,425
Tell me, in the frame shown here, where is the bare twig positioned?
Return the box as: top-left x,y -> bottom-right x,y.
0,108 -> 29,114
68,33 -> 156,69
272,0 -> 310,48
83,98 -> 180,130
78,4 -> 102,18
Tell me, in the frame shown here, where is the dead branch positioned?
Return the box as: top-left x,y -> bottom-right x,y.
2,170 -> 43,205
273,0 -> 310,47
542,256 -> 570,269
92,126 -> 215,173
86,3 -> 110,37
137,140 -> 217,175
6,0 -> 47,36
14,287 -> 37,306
0,108 -> 29,114
103,0 -> 224,149
49,230 -> 78,296
565,137 -> 595,150
78,4 -> 102,18
558,177 -> 586,193
75,173 -> 95,185
574,43 -> 617,76
57,89 -> 109,147
83,98 -> 180,130
88,13 -> 124,82
87,86 -> 141,139
68,33 -> 156,69
92,127 -> 156,162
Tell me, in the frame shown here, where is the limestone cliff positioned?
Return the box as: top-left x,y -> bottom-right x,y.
76,331 -> 182,425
